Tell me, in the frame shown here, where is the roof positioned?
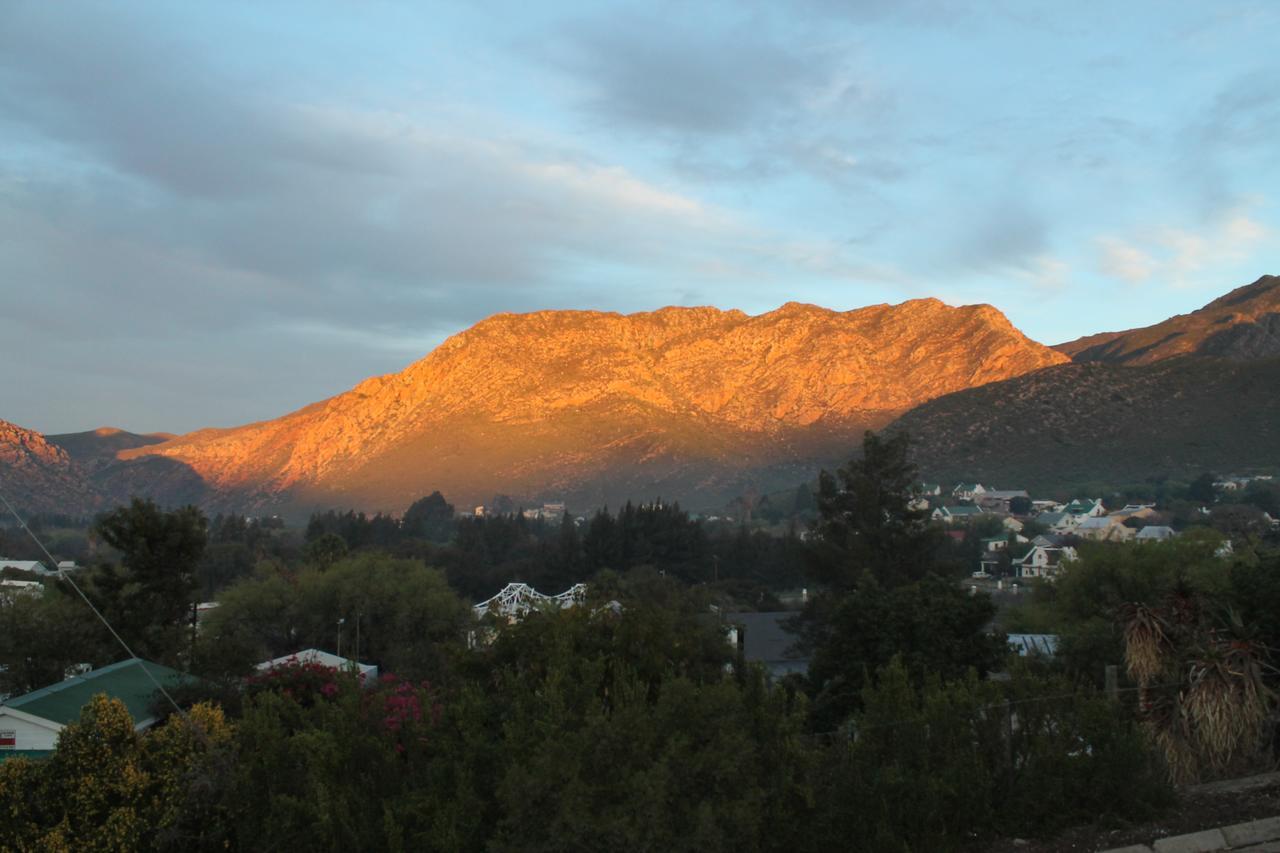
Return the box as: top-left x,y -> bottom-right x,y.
0,560 -> 46,573
1136,526 -> 1176,540
257,649 -> 378,679
1077,517 -> 1113,530
1038,511 -> 1071,526
941,505 -> 984,516
1008,634 -> 1059,657
982,490 -> 1029,500
724,612 -> 807,667
953,483 -> 984,492
2,658 -> 190,728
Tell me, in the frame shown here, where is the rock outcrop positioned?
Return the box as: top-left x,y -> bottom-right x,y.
121,300 -> 1067,512
1056,275 -> 1280,364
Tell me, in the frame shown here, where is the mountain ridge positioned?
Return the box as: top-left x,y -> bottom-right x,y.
1055,274 -> 1280,364
118,299 -> 1066,512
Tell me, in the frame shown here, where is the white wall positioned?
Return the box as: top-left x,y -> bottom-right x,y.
0,710 -> 62,751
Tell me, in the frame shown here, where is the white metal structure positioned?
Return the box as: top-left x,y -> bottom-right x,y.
472,582 -> 587,620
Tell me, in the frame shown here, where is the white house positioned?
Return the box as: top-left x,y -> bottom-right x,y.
1036,511 -> 1079,534
256,649 -> 379,684
932,505 -> 986,524
0,560 -> 47,575
0,659 -> 189,754
1135,526 -> 1177,542
1063,498 -> 1106,519
951,483 -> 987,501
1014,545 -> 1078,580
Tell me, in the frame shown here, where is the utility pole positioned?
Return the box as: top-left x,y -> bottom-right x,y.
337,617 -> 345,658
355,613 -> 361,666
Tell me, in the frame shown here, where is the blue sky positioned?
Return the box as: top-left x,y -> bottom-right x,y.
2,0 -> 1277,433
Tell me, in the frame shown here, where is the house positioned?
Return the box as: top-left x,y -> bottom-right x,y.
1135,525 -> 1177,542
976,490 -> 1030,512
1109,504 -> 1157,522
1002,516 -> 1024,533
0,579 -> 44,601
1075,516 -> 1134,542
1036,511 -> 1079,534
917,483 -> 942,496
1013,544 -> 1077,580
981,536 -> 1009,552
0,658 -> 190,755
932,505 -> 986,524
1008,634 -> 1059,657
1063,498 -> 1105,519
0,560 -> 47,575
952,483 -> 987,501
256,649 -> 379,683
724,612 -> 808,680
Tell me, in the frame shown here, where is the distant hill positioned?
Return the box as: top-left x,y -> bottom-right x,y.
117,300 -> 1066,514
1055,274 -> 1280,364
47,427 -> 173,466
888,356 -> 1280,495
0,419 -> 99,517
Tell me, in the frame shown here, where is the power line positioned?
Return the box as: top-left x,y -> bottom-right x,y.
0,487 -> 191,724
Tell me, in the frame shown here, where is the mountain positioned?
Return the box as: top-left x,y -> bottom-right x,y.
120,300 -> 1067,514
0,419 -> 99,517
1056,274 -> 1280,364
888,356 -> 1280,495
47,427 -> 173,467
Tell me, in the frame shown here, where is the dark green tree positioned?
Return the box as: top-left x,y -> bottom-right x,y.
1187,472 -> 1217,504
91,499 -> 208,662
804,575 -> 1008,730
403,491 -> 456,543
810,430 -> 940,589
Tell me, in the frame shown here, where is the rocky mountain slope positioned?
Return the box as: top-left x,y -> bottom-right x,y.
0,419 -> 99,517
1056,274 -> 1280,364
119,300 -> 1067,513
888,356 -> 1280,495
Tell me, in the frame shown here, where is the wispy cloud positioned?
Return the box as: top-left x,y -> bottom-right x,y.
1095,206 -> 1271,288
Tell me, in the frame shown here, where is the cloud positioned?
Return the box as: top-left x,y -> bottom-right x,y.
549,15 -> 839,137
1094,207 -> 1271,287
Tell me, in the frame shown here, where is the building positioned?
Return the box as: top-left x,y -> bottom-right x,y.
724,612 -> 808,680
256,649 -> 379,683
1075,516 -> 1134,542
1135,525 -> 1177,542
1007,634 -> 1059,657
951,483 -> 987,501
0,658 -> 190,755
932,505 -> 986,524
976,490 -> 1030,512
0,559 -> 47,575
1013,544 -> 1077,580
1063,498 -> 1105,519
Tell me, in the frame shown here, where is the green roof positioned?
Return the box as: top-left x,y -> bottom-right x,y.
944,505 -> 984,516
3,659 -> 190,727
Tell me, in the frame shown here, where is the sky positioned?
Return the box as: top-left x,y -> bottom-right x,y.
2,0 -> 1278,434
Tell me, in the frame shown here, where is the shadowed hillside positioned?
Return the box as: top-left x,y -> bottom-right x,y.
1056,274 -> 1280,365
888,356 -> 1280,494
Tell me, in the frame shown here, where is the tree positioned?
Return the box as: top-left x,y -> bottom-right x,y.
1187,472 -> 1217,504
1009,495 -> 1033,515
91,499 -> 208,663
804,575 -> 1008,730
303,531 -> 348,568
403,491 -> 456,543
810,431 -> 940,589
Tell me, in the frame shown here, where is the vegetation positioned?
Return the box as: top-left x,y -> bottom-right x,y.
0,431 -> 1275,850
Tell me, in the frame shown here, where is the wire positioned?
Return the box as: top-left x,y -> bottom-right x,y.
0,487 -> 191,725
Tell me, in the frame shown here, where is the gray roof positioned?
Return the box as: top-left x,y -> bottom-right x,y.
1136,525 -> 1176,540
1008,634 -> 1059,657
725,612 -> 808,677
